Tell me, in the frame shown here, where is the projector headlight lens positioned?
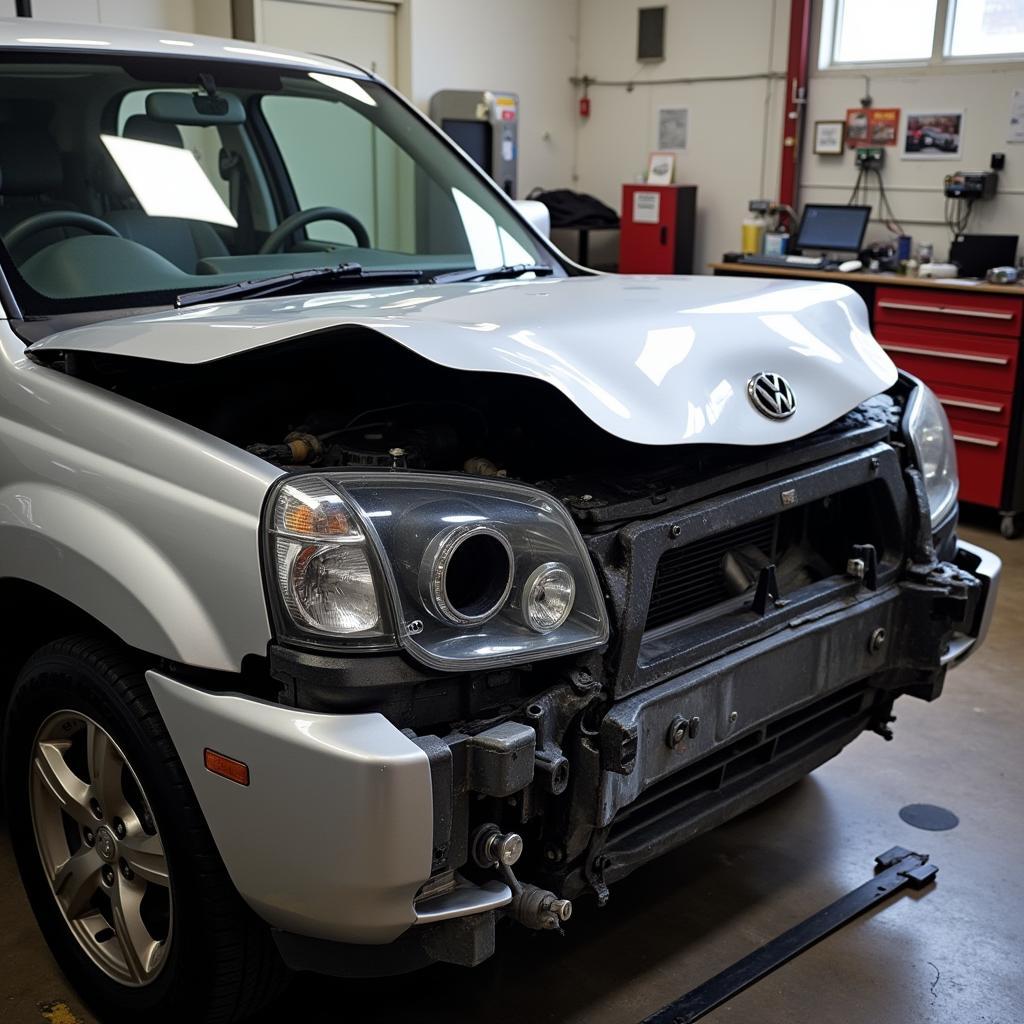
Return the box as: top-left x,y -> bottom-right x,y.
523,562 -> 576,633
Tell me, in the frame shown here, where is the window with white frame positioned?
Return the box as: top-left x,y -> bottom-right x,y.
821,0 -> 1024,67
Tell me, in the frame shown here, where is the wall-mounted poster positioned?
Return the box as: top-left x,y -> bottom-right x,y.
903,111 -> 964,159
845,107 -> 900,147
657,107 -> 688,150
868,108 -> 899,145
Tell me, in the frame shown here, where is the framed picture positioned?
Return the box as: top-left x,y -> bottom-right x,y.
903,111 -> 964,160
646,151 -> 675,185
814,120 -> 845,155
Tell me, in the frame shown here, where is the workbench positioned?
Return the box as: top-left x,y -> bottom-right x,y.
710,262 -> 1024,535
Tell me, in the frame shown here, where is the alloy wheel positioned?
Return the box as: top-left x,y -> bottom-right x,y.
29,710 -> 172,986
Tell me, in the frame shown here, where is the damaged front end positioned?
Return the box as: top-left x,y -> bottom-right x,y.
265,378 -> 998,974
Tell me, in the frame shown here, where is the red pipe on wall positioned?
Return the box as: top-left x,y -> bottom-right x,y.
778,0 -> 811,219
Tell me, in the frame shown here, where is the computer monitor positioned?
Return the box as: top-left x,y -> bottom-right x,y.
795,204 -> 871,254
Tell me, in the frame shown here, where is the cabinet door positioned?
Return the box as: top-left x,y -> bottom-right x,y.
620,187 -> 677,274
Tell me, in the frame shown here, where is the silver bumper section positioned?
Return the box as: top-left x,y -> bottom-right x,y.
147,670 -> 506,944
941,539 -> 1001,668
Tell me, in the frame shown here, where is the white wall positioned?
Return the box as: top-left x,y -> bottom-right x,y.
0,0 -> 230,33
397,0 -> 579,198
802,0 -> 1024,261
573,0 -> 791,270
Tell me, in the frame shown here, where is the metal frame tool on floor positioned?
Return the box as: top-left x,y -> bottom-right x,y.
640,846 -> 938,1024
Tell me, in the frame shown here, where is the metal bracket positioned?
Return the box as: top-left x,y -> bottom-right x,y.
640,846 -> 937,1024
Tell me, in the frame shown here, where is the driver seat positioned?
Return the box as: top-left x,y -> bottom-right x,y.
105,115 -> 230,272
0,124 -> 82,263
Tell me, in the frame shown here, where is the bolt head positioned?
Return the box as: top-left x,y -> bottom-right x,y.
119,858 -> 134,881
101,865 -> 115,887
869,627 -> 887,653
497,833 -> 524,866
670,524 -> 682,538
729,710 -> 739,723
666,714 -> 689,750
83,827 -> 95,847
113,818 -> 126,839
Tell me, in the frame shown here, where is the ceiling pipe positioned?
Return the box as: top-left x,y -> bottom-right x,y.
778,0 -> 811,223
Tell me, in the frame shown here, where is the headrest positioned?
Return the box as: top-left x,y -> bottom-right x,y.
123,115 -> 183,149
0,125 -> 63,195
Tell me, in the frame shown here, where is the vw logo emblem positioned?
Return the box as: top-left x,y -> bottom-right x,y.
747,372 -> 796,420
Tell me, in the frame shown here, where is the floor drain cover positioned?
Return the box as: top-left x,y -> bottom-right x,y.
899,803 -> 959,831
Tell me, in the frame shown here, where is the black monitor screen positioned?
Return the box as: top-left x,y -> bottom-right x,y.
442,119 -> 492,172
796,204 -> 871,253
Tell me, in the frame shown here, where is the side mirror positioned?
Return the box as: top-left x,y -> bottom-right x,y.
513,199 -> 550,239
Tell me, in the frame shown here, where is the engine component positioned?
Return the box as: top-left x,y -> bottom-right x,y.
247,431 -> 322,465
464,456 -> 507,477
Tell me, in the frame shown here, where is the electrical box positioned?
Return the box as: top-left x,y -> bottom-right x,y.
944,171 -> 998,200
429,90 -> 519,197
855,147 -> 884,169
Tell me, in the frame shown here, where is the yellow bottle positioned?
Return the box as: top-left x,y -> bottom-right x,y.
741,212 -> 766,255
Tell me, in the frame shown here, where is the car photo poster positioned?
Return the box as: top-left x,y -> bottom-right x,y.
902,111 -> 964,159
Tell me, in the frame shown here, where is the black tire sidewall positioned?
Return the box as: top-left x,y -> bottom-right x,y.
3,646 -> 227,1022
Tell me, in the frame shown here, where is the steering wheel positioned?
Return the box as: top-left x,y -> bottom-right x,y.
259,205 -> 371,254
3,211 -> 121,252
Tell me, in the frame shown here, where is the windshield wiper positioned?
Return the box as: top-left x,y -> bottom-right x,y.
428,263 -> 555,285
175,263 -> 424,308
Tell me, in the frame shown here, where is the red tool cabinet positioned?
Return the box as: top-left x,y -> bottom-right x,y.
619,184 -> 696,275
873,286 -> 1023,515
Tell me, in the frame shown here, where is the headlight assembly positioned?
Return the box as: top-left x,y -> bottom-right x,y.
904,381 -> 959,529
263,473 -> 609,670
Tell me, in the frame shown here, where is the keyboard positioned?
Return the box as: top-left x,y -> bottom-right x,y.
735,254 -> 827,269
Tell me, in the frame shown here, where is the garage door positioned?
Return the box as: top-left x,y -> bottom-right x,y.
256,0 -> 397,79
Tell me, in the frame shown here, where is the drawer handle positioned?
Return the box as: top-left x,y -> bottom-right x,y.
880,343 -> 1010,366
878,300 -> 1015,321
938,397 -> 1005,413
953,433 -> 1000,448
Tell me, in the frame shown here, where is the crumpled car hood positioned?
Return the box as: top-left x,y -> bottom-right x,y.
29,274 -> 897,447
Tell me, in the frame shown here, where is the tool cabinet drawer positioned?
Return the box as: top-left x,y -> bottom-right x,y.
874,287 -> 1022,338
933,383 -> 1012,429
875,325 -> 1017,393
946,413 -> 1007,508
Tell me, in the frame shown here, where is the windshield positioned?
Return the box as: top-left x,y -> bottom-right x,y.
0,53 -> 556,315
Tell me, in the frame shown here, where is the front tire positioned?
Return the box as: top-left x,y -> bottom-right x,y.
2,636 -> 288,1023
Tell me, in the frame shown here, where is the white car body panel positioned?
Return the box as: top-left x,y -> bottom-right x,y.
30,275 -> 897,448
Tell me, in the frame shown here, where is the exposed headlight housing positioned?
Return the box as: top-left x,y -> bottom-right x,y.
905,381 -> 959,529
263,473 -> 609,670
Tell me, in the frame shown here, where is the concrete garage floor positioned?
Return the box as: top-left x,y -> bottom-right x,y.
2,520 -> 1021,1024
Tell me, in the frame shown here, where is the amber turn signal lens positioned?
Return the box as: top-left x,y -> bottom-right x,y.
204,748 -> 250,786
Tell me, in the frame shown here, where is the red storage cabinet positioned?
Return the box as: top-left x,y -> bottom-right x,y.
619,184 -> 696,275
873,284 -> 1023,519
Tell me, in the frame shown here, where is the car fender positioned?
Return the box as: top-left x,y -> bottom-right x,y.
0,482 -> 233,667
0,328 -> 281,671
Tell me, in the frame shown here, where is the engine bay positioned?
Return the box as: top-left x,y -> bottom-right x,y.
49,326 -> 904,529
